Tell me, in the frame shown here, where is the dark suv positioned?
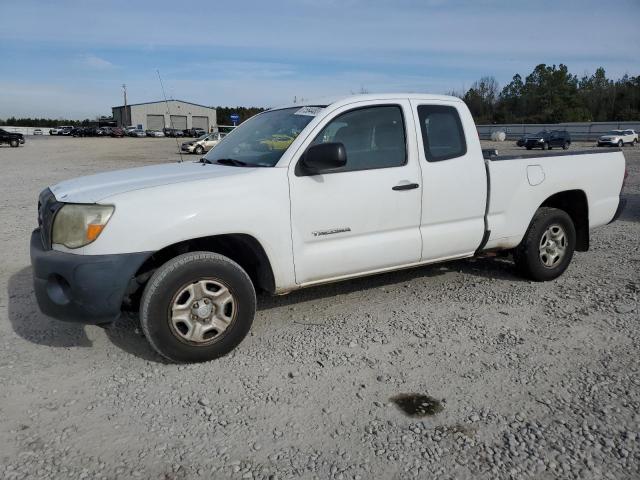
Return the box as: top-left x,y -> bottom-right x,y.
517,130 -> 571,150
0,128 -> 24,147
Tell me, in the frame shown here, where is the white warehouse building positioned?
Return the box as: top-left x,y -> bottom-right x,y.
112,100 -> 217,132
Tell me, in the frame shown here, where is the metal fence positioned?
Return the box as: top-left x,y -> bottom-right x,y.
0,126 -> 54,135
477,121 -> 640,141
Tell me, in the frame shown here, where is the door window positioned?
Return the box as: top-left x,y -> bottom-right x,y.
417,105 -> 467,162
309,105 -> 407,173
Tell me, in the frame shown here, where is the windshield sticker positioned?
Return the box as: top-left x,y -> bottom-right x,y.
295,106 -> 323,116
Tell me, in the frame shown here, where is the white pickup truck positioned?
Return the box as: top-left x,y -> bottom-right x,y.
31,94 -> 627,362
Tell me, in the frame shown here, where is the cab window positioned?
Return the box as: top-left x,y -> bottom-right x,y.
417,105 -> 467,162
310,105 -> 406,173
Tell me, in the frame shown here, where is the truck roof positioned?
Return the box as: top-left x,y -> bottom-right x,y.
269,93 -> 462,111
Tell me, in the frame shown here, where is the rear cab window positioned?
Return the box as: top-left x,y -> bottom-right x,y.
417,105 -> 467,162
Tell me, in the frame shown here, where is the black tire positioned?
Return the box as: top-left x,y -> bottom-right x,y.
513,207 -> 576,282
9,139 -> 19,147
541,142 -> 549,150
526,146 -> 532,150
140,251 -> 256,363
194,145 -> 204,155
618,140 -> 623,148
562,141 -> 569,150
633,138 -> 637,145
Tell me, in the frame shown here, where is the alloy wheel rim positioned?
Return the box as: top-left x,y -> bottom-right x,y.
538,224 -> 567,268
168,278 -> 236,345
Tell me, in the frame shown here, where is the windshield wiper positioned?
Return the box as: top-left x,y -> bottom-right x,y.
214,158 -> 249,167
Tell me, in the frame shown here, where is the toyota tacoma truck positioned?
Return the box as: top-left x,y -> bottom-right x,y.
30,94 -> 627,363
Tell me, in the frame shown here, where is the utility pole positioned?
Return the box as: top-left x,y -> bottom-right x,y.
122,84 -> 128,126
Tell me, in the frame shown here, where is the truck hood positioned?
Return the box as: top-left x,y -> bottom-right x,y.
50,161 -> 251,203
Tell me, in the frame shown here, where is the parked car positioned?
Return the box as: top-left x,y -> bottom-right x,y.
181,132 -> 225,154
0,128 -> 24,147
183,128 -> 207,138
130,129 -> 147,137
597,129 -> 638,147
146,130 -> 165,137
33,128 -> 43,135
163,127 -> 184,138
71,127 -> 87,137
58,126 -> 73,136
49,127 -> 60,135
30,93 -> 627,362
110,127 -> 125,138
518,130 -> 571,150
261,134 -> 295,150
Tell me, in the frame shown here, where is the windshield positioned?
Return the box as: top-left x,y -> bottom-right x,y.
534,131 -> 547,136
202,107 -> 322,167
607,130 -> 623,135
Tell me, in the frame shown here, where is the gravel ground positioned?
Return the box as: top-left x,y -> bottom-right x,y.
1,136 -> 638,479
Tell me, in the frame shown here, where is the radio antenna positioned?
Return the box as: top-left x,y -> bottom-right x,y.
157,69 -> 183,163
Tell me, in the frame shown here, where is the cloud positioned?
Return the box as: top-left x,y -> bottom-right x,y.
80,54 -> 115,69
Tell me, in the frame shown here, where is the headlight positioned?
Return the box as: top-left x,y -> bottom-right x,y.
538,139 -> 544,142
52,204 -> 114,248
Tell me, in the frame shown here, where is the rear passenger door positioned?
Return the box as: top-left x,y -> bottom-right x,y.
410,101 -> 487,261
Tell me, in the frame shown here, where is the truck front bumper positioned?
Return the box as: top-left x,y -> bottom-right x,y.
30,229 -> 151,324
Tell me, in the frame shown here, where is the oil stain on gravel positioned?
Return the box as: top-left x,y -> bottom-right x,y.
390,393 -> 444,417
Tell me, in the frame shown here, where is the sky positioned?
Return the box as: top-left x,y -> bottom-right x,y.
1,0 -> 638,119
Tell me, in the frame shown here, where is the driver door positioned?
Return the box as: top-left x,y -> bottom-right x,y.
288,101 -> 423,285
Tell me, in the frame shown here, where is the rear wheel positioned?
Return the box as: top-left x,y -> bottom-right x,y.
140,252 -> 256,363
513,207 -> 576,281
562,141 -> 569,150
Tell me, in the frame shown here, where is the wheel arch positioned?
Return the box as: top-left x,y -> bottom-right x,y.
539,189 -> 589,251
124,233 -> 276,310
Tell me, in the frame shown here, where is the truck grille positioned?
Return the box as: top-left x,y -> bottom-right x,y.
37,188 -> 63,250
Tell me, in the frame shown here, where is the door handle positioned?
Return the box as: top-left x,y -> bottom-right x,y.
392,183 -> 419,191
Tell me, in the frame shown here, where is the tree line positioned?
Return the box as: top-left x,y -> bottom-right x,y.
3,67 -> 638,127
0,117 -> 106,127
457,64 -> 640,124
0,107 -> 267,128
215,106 -> 265,126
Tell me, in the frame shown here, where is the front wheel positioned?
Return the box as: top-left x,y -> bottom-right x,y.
541,142 -> 549,150
194,145 -> 204,155
513,207 -> 576,281
9,139 -> 19,147
562,141 -> 569,150
618,140 -> 624,148
140,252 -> 256,362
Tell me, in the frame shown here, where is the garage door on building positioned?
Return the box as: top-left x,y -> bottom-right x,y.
147,115 -> 165,131
192,116 -> 209,132
170,115 -> 187,131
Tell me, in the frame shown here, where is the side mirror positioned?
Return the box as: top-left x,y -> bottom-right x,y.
297,142 -> 347,175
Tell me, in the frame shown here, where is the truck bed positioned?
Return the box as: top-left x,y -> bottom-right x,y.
484,149 -> 626,251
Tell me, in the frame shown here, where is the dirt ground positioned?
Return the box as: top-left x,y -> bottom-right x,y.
1,136 -> 638,479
